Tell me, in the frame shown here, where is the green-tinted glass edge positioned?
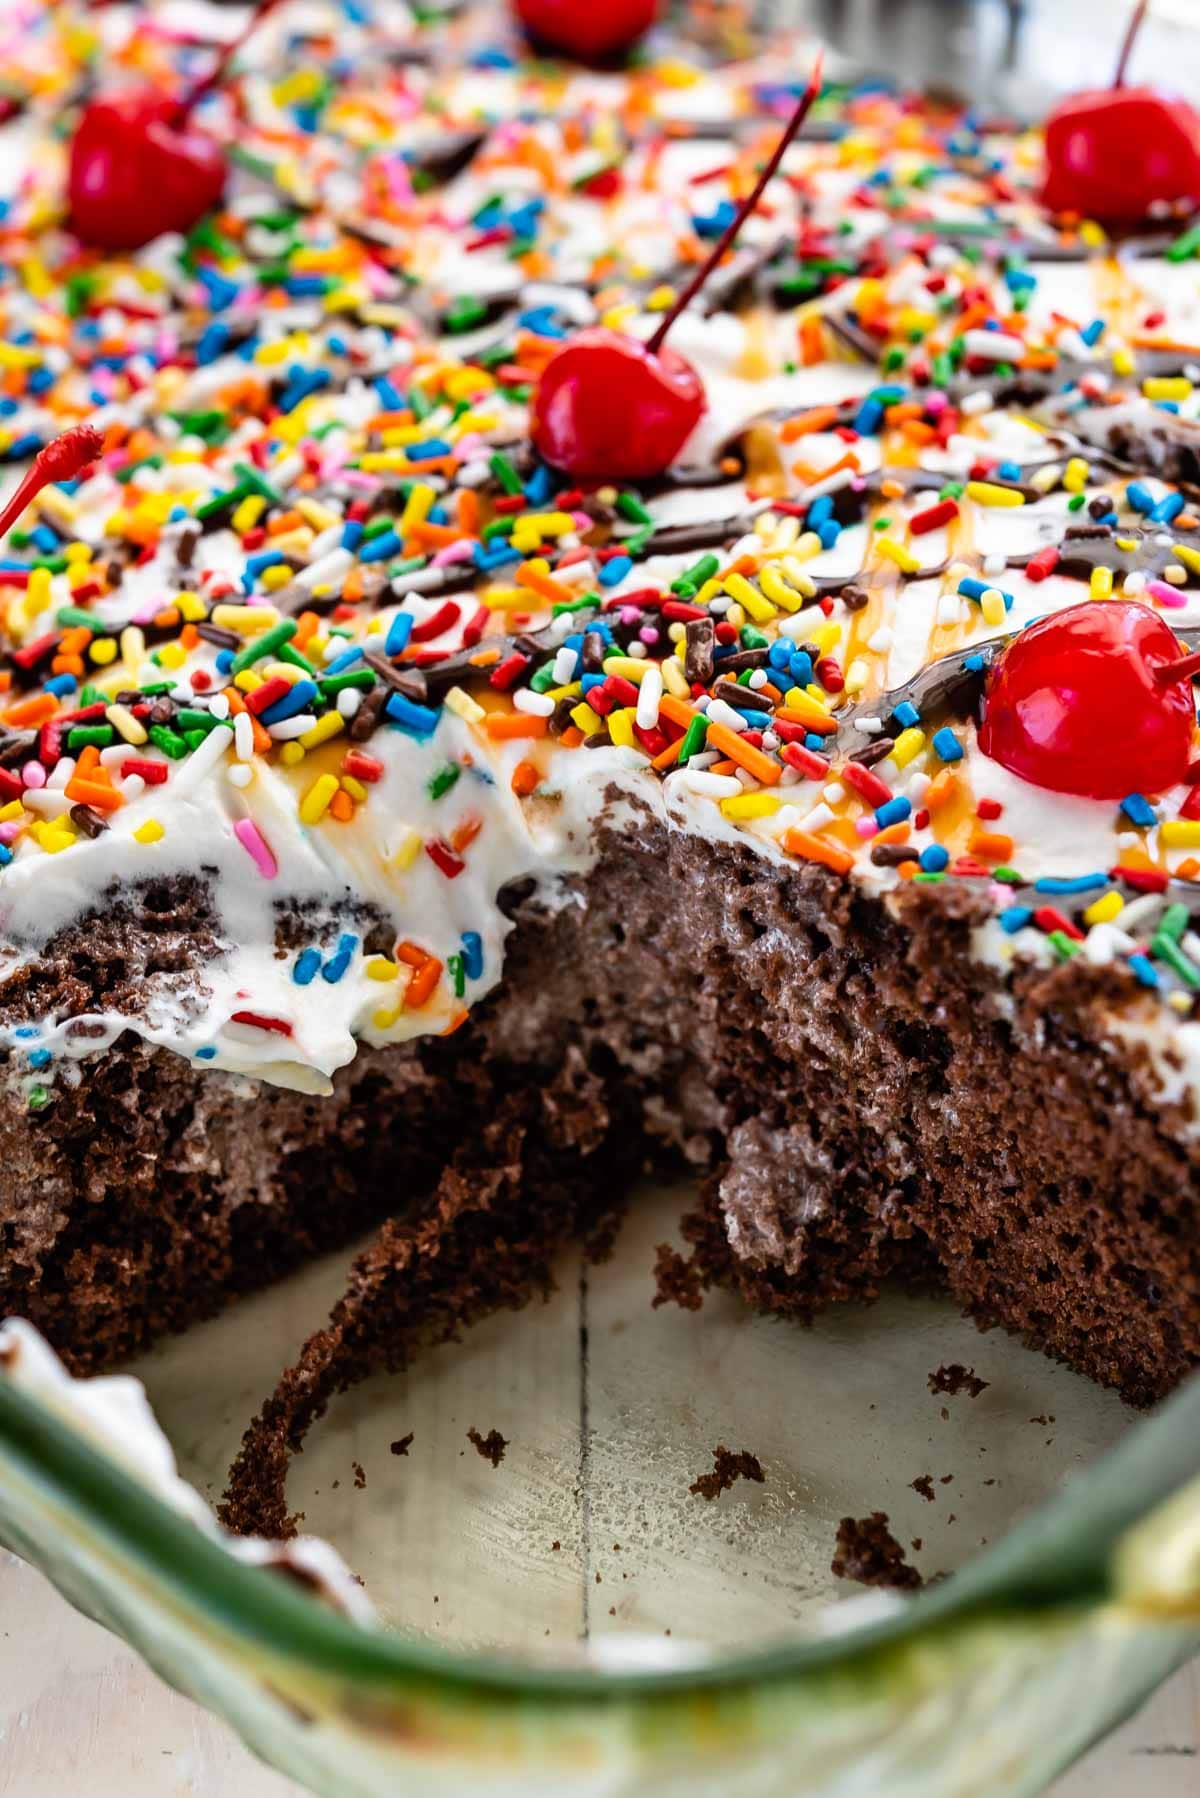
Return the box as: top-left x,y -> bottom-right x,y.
1,1367 -> 1198,1704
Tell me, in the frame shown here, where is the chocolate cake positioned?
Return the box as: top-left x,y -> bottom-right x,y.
1,0 -> 1200,1518
831,1512 -> 924,1591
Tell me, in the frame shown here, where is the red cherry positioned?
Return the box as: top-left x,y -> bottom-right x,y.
69,93 -> 227,252
531,58 -> 823,482
514,0 -> 659,60
1042,0 -> 1200,221
0,425 -> 104,540
1042,89 -> 1200,222
532,328 -> 704,481
67,0 -> 284,252
978,602 -> 1196,800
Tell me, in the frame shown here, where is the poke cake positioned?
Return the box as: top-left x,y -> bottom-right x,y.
0,0 -> 1197,1525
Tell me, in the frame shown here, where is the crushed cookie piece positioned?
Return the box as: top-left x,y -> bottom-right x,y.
689,1445 -> 764,1501
467,1426 -> 507,1468
832,1513 -> 923,1591
651,1242 -> 704,1311
928,1363 -> 988,1399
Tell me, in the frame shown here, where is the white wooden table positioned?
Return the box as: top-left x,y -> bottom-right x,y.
1,1188 -> 1197,1795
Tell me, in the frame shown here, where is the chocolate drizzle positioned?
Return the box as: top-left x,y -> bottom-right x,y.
636,512 -> 761,558
406,126 -> 488,187
1090,409 -> 1200,494
842,639 -> 1001,748
1051,521 -> 1200,587
823,313 -> 879,365
696,234 -> 791,316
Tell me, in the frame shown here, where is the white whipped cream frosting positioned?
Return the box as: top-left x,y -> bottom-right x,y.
0,1316 -> 374,1619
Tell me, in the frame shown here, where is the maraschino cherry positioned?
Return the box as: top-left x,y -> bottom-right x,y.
532,57 -> 823,483
1042,1 -> 1200,222
68,0 -> 286,252
0,426 -> 104,541
514,0 -> 659,61
979,601 -> 1198,800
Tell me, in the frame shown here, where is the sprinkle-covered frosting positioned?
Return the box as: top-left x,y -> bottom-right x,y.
7,3 -> 1200,1104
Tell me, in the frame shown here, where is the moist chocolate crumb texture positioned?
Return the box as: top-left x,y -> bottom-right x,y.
832,1511 -> 923,1591
1,2 -> 1199,1403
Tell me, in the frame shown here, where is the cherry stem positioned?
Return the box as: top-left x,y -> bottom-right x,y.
644,52 -> 824,358
1155,647 -> 1200,685
0,426 -> 103,540
175,0 -> 289,118
1113,0 -> 1149,88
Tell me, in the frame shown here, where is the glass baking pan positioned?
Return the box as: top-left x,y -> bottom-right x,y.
1,3 -> 1200,1795
2,1176 -> 1199,1798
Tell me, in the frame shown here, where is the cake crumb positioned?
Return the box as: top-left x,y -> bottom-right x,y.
689,1445 -> 764,1501
911,1473 -> 935,1502
652,1242 -> 704,1311
390,1433 -> 414,1457
352,1460 -> 366,1490
928,1363 -> 988,1399
467,1426 -> 507,1468
832,1513 -> 923,1591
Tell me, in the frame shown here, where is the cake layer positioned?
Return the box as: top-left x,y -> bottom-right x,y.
221,806 -> 1200,1532
513,817 -> 1200,1407
0,877 -> 459,1367
7,801 -> 1198,1397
